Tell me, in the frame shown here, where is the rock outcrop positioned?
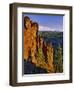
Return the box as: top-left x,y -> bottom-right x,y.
24,16 -> 54,73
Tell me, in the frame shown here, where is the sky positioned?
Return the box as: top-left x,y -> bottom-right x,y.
23,13 -> 63,32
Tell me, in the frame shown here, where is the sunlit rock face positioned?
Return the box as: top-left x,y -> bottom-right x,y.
24,20 -> 54,73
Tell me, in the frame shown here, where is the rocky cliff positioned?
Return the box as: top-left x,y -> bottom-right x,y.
24,28 -> 54,73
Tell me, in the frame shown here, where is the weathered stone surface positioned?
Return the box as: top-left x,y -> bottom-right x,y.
24,20 -> 54,73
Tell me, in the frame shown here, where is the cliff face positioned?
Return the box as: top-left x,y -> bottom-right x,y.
24,25 -> 55,73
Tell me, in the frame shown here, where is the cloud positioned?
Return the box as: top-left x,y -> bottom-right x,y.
39,25 -> 63,32
39,25 -> 55,31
